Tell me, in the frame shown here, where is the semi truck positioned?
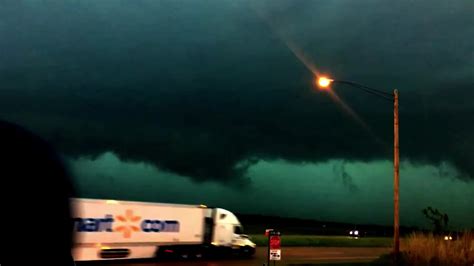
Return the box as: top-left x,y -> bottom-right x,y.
72,198 -> 256,261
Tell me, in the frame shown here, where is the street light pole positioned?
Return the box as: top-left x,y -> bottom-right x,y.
316,77 -> 400,256
393,89 -> 400,255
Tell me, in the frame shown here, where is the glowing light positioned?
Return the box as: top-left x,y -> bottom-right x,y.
317,77 -> 333,88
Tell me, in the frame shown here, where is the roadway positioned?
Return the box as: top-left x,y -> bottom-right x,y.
77,247 -> 390,265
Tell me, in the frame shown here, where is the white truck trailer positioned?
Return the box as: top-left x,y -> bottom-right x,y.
71,198 -> 256,261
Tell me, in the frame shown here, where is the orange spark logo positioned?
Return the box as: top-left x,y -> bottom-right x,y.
115,210 -> 141,238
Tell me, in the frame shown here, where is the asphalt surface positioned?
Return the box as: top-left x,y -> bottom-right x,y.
77,247 -> 390,265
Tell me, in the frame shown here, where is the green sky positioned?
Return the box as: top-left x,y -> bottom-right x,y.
71,152 -> 474,229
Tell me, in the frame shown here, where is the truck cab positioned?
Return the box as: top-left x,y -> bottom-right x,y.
209,208 -> 256,255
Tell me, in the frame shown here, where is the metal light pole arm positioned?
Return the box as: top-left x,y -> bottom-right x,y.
332,80 -> 394,101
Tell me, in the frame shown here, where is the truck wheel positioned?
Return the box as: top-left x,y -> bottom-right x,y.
241,246 -> 255,257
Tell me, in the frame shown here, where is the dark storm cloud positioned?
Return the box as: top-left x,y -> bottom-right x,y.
1,0 -> 473,182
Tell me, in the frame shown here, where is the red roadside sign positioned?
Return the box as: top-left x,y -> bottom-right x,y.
270,235 -> 281,249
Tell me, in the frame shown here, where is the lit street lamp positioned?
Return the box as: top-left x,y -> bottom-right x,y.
316,76 -> 400,256
317,77 -> 333,88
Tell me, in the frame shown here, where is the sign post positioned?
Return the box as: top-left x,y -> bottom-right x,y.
268,230 -> 281,264
265,229 -> 273,266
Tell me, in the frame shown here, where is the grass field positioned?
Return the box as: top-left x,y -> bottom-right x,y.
273,232 -> 474,265
249,235 -> 393,247
403,232 -> 474,266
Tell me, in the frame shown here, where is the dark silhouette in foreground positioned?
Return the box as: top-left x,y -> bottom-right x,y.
0,120 -> 75,265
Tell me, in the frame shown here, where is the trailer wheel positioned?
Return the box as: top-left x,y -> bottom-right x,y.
195,252 -> 203,259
